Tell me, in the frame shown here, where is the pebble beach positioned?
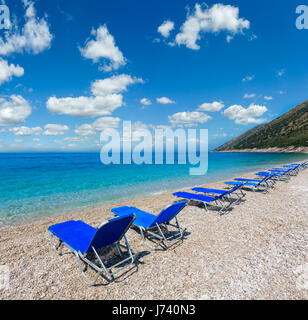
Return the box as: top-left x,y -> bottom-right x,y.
0,166 -> 307,300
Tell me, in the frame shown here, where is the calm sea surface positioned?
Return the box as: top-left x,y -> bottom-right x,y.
0,152 -> 307,224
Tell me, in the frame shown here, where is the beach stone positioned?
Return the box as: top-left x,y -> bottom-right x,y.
0,165 -> 307,299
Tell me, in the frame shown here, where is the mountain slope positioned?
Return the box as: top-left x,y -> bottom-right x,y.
215,99 -> 308,151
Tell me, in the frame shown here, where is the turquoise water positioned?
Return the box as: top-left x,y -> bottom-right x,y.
0,152 -> 307,225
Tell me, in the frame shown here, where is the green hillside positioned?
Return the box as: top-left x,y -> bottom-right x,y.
215,99 -> 308,151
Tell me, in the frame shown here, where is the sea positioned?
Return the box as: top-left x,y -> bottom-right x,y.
0,152 -> 307,225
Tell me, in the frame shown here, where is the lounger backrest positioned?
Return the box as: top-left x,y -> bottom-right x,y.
153,201 -> 187,226
87,214 -> 135,252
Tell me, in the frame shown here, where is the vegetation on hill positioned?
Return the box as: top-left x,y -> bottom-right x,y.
215,99 -> 308,151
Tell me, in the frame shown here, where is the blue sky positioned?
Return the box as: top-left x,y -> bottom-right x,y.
0,0 -> 308,152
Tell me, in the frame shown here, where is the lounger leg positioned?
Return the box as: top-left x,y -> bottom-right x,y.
74,251 -> 104,286
116,242 -> 123,257
48,231 -> 64,255
203,202 -> 209,211
139,226 -> 163,250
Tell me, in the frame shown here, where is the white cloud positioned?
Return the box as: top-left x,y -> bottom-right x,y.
158,20 -> 175,38
43,124 -> 69,136
168,111 -> 211,127
92,116 -> 120,131
74,124 -> 96,136
91,74 -> 143,96
32,138 -> 40,142
47,95 -> 123,118
80,25 -> 126,72
121,121 -> 154,142
0,1 -> 53,55
140,98 -> 152,106
9,126 -> 42,136
243,93 -> 256,99
277,69 -> 285,77
226,35 -> 234,43
0,58 -> 24,85
223,104 -> 268,125
156,97 -> 175,104
47,74 -> 142,118
175,3 -> 250,50
63,137 -> 87,142
264,96 -> 273,101
212,133 -> 228,138
242,75 -> 255,82
74,117 -> 120,136
0,95 -> 32,125
198,101 -> 224,112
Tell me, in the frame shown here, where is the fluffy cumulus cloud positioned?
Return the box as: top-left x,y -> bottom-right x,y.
140,98 -> 152,106
92,116 -> 120,131
158,20 -> 175,38
156,97 -> 176,104
223,104 -> 268,125
75,117 -> 120,136
91,74 -> 143,96
0,95 -> 32,126
168,111 -> 211,127
198,101 -> 224,112
43,124 -> 69,136
120,121 -> 155,143
80,25 -> 126,72
175,3 -> 250,50
47,74 -> 143,118
47,95 -> 123,118
74,124 -> 96,136
9,126 -> 42,136
0,58 -> 24,85
0,1 -> 53,56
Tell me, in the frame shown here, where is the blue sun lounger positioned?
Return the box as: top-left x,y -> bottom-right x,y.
268,169 -> 294,179
233,173 -> 276,188
256,171 -> 288,181
225,174 -> 274,192
191,183 -> 246,203
111,201 -> 187,249
271,167 -> 297,176
291,162 -> 308,169
282,165 -> 301,174
48,214 -> 136,285
173,184 -> 245,214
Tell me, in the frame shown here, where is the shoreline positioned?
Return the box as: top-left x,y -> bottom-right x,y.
0,171 -> 242,231
0,169 -> 293,230
0,162 -> 307,299
2,155 -> 308,230
213,148 -> 308,154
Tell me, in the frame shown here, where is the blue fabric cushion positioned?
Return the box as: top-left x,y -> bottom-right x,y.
224,181 -> 242,186
112,206 -> 157,228
192,187 -> 227,195
48,220 -> 96,254
234,178 -> 261,183
173,192 -> 216,203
